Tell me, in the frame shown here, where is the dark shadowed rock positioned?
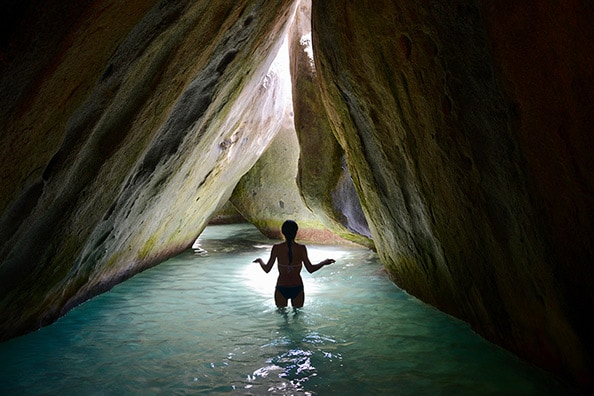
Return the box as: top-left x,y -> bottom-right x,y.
312,0 -> 593,389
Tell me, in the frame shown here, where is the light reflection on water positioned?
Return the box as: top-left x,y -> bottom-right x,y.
0,223 -> 575,395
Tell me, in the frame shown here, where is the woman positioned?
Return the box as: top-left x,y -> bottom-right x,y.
253,220 -> 335,308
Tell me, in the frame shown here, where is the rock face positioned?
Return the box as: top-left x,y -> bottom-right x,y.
231,2 -> 373,247
230,116 -> 348,244
289,1 -> 373,247
0,0 -> 592,390
312,0 -> 593,388
0,0 -> 298,340
229,52 -> 335,242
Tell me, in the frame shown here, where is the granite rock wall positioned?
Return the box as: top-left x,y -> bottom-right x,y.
231,1 -> 373,247
312,0 -> 593,388
0,0 -> 297,341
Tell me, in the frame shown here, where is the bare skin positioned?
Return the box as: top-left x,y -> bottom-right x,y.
254,242 -> 335,308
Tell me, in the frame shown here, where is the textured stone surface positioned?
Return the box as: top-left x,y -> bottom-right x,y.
289,1 -> 373,247
228,39 -> 327,240
312,0 -> 593,388
0,0 -> 297,340
482,1 -> 594,386
231,115 -> 346,244
231,1 -> 372,247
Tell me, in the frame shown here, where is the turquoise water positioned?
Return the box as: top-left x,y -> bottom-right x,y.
0,223 -> 575,395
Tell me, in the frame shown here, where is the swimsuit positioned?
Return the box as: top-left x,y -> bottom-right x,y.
278,263 -> 296,273
275,285 -> 304,300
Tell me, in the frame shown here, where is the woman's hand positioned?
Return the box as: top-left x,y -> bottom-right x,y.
322,259 -> 335,266
253,258 -> 264,265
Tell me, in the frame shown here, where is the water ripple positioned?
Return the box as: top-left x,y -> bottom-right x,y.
0,223 -> 577,395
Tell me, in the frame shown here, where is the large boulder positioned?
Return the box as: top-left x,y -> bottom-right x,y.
231,2 -> 373,247
230,114 -> 347,244
289,1 -> 373,247
0,0 -> 297,341
228,38 -> 332,242
312,0 -> 593,388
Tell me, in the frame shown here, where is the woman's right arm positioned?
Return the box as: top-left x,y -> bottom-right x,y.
254,245 -> 278,273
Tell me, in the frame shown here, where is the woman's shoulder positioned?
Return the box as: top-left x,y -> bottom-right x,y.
293,242 -> 307,250
272,242 -> 287,250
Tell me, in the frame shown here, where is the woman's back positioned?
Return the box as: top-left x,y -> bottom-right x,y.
274,242 -> 304,286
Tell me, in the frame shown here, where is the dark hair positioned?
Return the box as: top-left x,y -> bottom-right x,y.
281,220 -> 298,264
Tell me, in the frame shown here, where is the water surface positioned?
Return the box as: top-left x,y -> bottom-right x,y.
0,223 -> 574,395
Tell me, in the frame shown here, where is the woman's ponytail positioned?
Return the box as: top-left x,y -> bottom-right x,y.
287,239 -> 293,264
281,220 -> 298,264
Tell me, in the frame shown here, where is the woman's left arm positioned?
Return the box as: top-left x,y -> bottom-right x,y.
302,246 -> 335,273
